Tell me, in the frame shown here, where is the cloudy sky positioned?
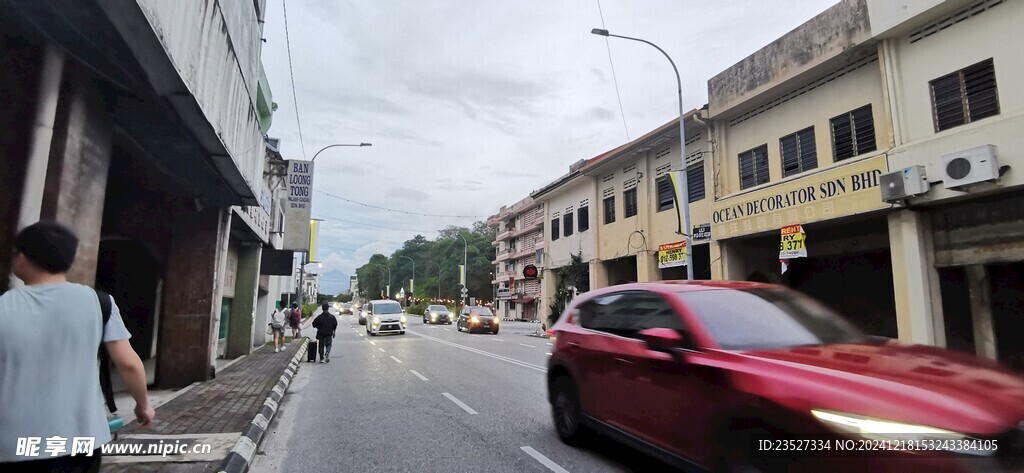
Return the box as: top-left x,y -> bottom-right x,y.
260,0 -> 839,279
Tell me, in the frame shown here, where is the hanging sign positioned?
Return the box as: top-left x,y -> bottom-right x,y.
657,241 -> 687,269
779,224 -> 807,273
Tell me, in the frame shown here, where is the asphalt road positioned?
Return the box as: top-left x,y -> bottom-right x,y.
250,313 -> 680,473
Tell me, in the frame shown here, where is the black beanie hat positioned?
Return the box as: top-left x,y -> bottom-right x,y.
14,220 -> 79,273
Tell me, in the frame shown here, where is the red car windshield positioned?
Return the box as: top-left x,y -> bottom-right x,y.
675,288 -> 868,351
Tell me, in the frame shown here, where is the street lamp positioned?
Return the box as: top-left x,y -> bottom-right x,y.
310,142 -> 372,162
456,233 -> 468,311
591,28 -> 693,280
374,263 -> 391,299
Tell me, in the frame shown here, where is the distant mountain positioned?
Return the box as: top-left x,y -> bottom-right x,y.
318,269 -> 350,295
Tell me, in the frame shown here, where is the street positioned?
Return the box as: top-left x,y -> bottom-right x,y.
251,313 -> 677,472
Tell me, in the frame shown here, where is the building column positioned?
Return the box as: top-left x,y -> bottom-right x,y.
710,241 -> 726,280
888,210 -> 945,346
717,240 -> 747,281
253,274 -> 274,347
589,260 -> 608,290
226,245 -> 261,358
36,64 -> 114,287
156,208 -> 230,388
965,265 -> 998,360
540,269 -> 556,324
636,251 -> 660,283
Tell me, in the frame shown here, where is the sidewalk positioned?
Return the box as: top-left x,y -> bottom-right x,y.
101,317 -> 316,472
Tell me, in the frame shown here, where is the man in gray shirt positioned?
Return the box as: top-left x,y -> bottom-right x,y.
0,221 -> 155,471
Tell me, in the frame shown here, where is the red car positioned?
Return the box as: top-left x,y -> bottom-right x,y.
546,281 -> 1024,472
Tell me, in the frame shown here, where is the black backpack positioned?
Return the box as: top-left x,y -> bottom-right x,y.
95,290 -> 117,414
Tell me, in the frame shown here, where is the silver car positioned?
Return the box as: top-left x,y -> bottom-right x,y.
365,300 -> 407,336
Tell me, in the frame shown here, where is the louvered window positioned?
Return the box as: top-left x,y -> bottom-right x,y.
603,196 -> 616,224
563,212 -> 573,237
657,177 -> 674,212
551,217 -> 560,241
687,162 -> 705,202
780,127 -> 817,177
578,207 -> 589,232
739,145 -> 769,190
930,59 -> 999,132
830,105 -> 876,161
624,188 -> 638,218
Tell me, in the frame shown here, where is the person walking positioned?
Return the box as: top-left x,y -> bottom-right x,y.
311,303 -> 337,363
269,303 -> 287,353
288,303 -> 302,338
0,221 -> 155,471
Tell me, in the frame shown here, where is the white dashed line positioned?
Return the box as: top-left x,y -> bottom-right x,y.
442,393 -> 478,415
390,356 -> 403,364
378,348 -> 386,353
369,341 -> 377,346
409,370 -> 428,381
492,338 -> 504,342
444,328 -> 451,331
546,343 -> 553,346
519,343 -> 535,348
521,446 -> 569,473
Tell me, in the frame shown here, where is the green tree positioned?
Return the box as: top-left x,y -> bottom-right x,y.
548,252 -> 589,326
335,293 -> 354,303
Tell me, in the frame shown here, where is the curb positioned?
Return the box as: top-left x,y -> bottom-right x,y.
216,339 -> 307,473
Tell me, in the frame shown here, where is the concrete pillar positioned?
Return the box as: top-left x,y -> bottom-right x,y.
37,64 -> 113,287
540,269 -> 557,324
589,260 -> 608,291
636,251 -> 660,283
156,208 -> 230,388
710,241 -> 726,280
965,265 -> 998,360
254,275 -> 274,347
226,245 -> 261,358
718,240 -> 747,281
888,210 -> 945,346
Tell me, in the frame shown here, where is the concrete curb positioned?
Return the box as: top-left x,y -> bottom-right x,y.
216,339 -> 307,473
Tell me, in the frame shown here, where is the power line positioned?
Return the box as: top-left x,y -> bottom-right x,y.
597,0 -> 630,142
282,0 -> 308,160
314,189 -> 488,219
314,213 -> 441,234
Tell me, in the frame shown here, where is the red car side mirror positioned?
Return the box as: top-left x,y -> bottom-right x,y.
638,327 -> 687,354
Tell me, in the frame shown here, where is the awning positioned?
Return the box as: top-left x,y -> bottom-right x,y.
510,297 -> 535,304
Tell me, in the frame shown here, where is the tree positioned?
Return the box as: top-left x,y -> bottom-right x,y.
335,293 -> 354,303
548,252 -> 589,327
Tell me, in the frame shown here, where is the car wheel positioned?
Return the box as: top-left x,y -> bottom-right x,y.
493,327 -> 499,335
400,331 -> 405,335
551,376 -> 588,446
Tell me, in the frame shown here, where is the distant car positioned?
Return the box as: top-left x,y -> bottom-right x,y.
423,305 -> 452,324
547,281 -> 1024,472
365,300 -> 407,336
338,303 -> 353,315
456,306 -> 499,334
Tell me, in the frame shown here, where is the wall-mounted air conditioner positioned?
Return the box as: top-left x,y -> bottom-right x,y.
942,145 -> 1000,190
880,165 -> 929,203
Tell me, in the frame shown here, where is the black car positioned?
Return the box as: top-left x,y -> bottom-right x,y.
456,306 -> 499,334
422,305 -> 452,324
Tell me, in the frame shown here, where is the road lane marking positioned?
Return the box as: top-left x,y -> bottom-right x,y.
546,343 -> 553,346
519,343 -> 535,348
390,356 -> 403,364
444,328 -> 451,331
409,370 -> 428,381
408,331 -> 546,373
369,341 -> 377,345
521,446 -> 569,473
493,338 -> 504,342
378,348 -> 386,352
442,393 -> 478,415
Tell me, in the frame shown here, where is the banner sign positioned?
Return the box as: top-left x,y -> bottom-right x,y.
459,265 -> 466,285
668,171 -> 687,235
308,219 -> 320,262
283,160 -> 314,251
779,224 -> 808,274
657,241 -> 687,269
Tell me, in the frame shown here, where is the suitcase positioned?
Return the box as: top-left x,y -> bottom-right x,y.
307,339 -> 318,362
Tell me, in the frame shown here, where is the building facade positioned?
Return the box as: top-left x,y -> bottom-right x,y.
0,0 -> 284,387
488,197 -> 544,320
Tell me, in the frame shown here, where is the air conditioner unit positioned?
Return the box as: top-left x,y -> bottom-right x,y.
942,145 -> 1000,190
880,165 -> 929,203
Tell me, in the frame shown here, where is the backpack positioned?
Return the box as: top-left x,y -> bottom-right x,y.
95,290 -> 117,414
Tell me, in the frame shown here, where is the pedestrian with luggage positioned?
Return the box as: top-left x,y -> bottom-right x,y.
0,221 -> 155,470
311,303 -> 337,363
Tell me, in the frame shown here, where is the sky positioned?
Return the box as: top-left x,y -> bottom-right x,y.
259,0 -> 840,279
